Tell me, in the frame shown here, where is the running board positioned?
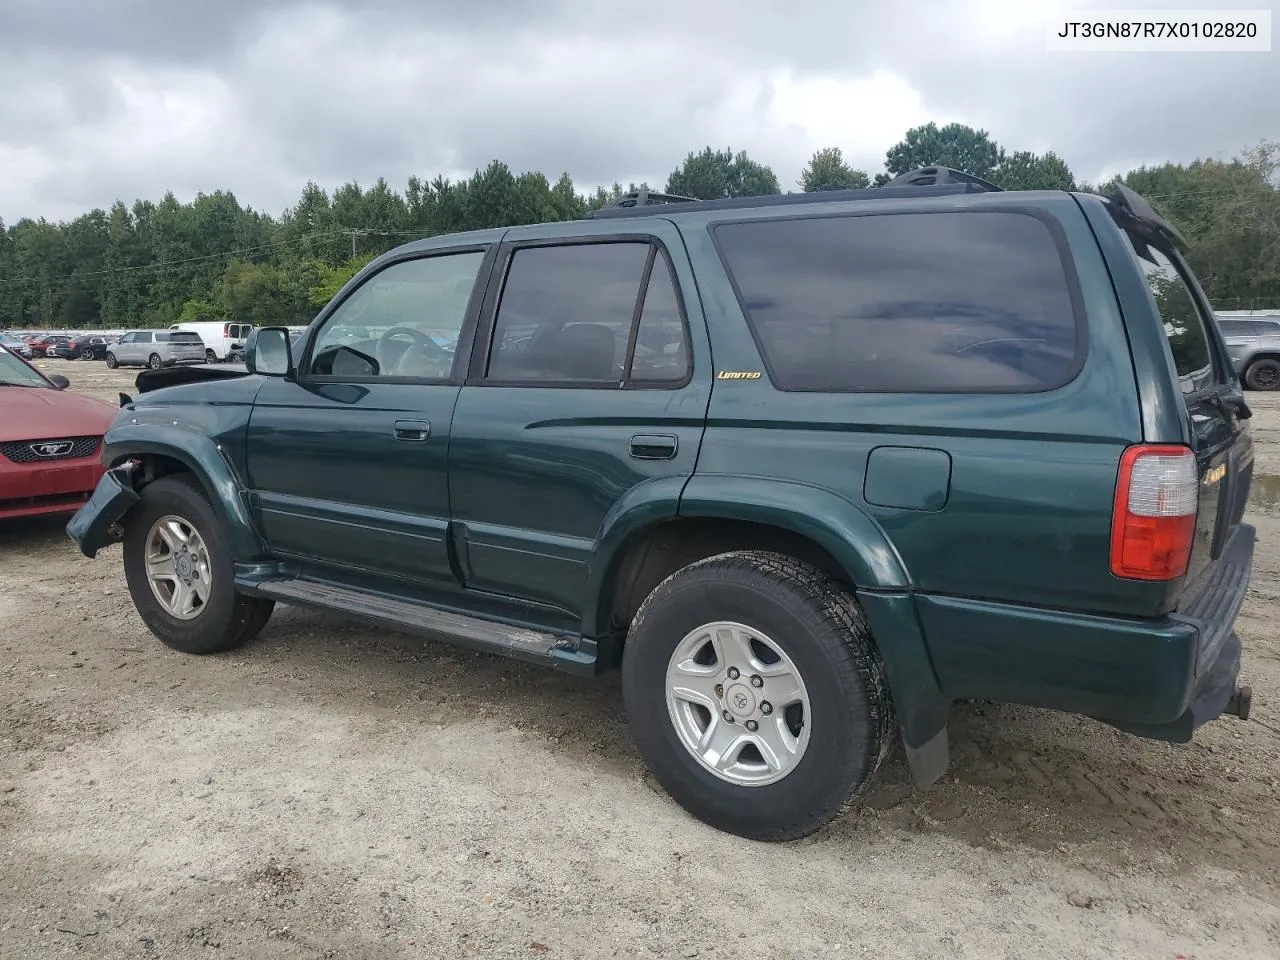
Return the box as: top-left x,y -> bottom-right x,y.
243,578 -> 594,673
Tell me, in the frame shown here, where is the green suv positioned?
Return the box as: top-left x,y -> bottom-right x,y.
68,167 -> 1256,841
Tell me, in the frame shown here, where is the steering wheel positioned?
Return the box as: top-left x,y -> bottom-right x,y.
377,326 -> 445,374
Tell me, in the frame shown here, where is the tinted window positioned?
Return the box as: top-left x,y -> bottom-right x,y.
1127,240 -> 1214,391
310,252 -> 484,379
168,332 -> 201,342
487,243 -> 650,382
714,212 -> 1081,392
628,253 -> 690,383
136,332 -> 153,343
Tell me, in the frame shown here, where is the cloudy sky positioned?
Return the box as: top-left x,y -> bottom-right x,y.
0,0 -> 1275,222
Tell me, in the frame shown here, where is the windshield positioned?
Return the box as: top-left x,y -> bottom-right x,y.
0,348 -> 48,387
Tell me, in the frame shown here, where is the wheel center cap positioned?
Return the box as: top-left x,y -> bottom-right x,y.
175,554 -> 193,578
725,682 -> 756,718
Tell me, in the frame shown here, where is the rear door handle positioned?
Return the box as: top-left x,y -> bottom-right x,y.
629,434 -> 678,460
394,419 -> 431,441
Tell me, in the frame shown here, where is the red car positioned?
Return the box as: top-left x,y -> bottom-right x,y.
0,346 -> 114,519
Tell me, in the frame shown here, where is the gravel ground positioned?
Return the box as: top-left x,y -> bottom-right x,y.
2,359 -> 1278,960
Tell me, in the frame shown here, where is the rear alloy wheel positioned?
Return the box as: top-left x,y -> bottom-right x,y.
79,347 -> 94,360
622,550 -> 893,841
148,353 -> 162,370
105,352 -> 118,369
1245,358 -> 1280,391
123,475 -> 274,654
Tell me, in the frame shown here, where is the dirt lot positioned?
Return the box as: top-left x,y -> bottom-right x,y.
2,359 -> 1278,960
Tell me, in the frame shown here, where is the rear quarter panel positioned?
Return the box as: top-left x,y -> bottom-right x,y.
679,192 -> 1156,616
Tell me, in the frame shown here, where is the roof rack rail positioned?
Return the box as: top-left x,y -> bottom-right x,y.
602,189 -> 701,209
883,165 -> 1003,192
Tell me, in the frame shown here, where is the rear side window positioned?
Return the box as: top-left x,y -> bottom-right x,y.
713,211 -> 1082,393
485,241 -> 691,386
1127,241 -> 1214,392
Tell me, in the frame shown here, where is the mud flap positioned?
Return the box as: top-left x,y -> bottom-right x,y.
66,462 -> 140,558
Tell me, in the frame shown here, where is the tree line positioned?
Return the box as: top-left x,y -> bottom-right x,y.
1,124 -> 1276,331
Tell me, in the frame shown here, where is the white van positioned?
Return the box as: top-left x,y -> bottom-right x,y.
170,321 -> 254,362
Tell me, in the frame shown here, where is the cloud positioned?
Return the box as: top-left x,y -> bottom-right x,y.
0,0 -> 1275,222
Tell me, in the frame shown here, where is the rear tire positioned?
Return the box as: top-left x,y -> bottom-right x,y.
1245,358 -> 1280,391
123,475 -> 274,655
206,349 -> 217,363
622,550 -> 893,841
79,347 -> 94,360
105,353 -> 118,369
148,353 -> 162,370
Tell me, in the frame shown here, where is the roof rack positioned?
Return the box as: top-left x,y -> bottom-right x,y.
601,189 -> 701,209
882,165 -> 1003,192
583,166 -> 1004,220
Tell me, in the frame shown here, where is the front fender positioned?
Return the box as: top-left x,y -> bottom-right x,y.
678,475 -> 912,589
100,422 -> 268,562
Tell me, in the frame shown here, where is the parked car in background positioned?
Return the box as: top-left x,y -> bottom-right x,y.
1218,317 -> 1280,390
52,335 -> 111,361
105,330 -> 206,369
171,321 -> 254,363
0,333 -> 32,358
0,345 -> 114,520
29,335 -> 71,358
68,169 -> 1255,842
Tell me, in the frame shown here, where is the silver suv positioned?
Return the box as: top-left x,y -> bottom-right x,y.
1219,317 -> 1280,391
105,330 -> 206,370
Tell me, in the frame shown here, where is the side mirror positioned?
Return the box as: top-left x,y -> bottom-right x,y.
47,374 -> 70,390
246,327 -> 294,377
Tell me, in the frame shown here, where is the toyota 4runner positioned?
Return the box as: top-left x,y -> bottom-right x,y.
68,167 -> 1256,841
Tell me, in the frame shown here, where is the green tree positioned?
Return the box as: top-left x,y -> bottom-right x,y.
994,151 -> 1076,191
665,147 -> 781,199
884,123 -> 1005,180
307,255 -> 375,309
799,147 -> 870,192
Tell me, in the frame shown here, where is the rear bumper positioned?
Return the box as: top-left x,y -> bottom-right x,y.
0,456 -> 105,520
918,523 -> 1255,742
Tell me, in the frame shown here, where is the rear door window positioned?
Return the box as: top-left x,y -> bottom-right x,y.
712,211 -> 1082,393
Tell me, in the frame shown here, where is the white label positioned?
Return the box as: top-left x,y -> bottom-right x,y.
1046,10 -> 1271,51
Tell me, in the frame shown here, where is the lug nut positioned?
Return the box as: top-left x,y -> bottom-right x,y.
760,702 -> 773,715
745,720 -> 758,732
722,710 -> 735,724
727,667 -> 740,680
750,675 -> 763,688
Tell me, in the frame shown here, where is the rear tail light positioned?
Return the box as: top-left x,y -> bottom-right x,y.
1111,445 -> 1198,581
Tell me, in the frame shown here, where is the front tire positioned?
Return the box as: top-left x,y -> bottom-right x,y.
622,551 -> 893,841
1245,358 -> 1280,391
123,475 -> 274,655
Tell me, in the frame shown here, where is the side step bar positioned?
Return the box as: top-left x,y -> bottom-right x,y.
241,578 -> 595,673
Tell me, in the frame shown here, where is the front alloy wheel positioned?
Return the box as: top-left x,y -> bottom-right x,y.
144,515 -> 213,620
123,474 -> 275,654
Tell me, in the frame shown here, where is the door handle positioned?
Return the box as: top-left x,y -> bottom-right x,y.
629,434 -> 678,460
394,419 -> 431,441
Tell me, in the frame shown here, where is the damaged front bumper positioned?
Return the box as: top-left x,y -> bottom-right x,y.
66,461 -> 140,558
